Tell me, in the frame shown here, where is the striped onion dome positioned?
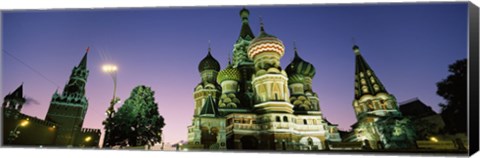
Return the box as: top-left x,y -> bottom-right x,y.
286,49 -> 316,78
247,24 -> 285,59
217,64 -> 241,84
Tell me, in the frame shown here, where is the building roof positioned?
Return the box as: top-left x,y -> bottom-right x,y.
217,64 -> 241,84
238,7 -> 255,40
286,46 -> 316,78
199,95 -> 220,117
353,45 -> 388,99
399,98 -> 437,118
5,84 -> 24,101
198,49 -> 221,72
78,47 -> 89,68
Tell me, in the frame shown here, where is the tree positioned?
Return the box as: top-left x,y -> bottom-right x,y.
109,85 -> 165,147
436,58 -> 467,134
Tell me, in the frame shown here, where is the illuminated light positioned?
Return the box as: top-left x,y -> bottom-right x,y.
429,137 -> 438,143
102,64 -> 118,73
20,120 -> 29,127
85,136 -> 92,142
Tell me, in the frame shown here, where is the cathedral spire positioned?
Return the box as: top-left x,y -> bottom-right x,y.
353,44 -> 388,99
78,47 -> 89,68
238,7 -> 254,39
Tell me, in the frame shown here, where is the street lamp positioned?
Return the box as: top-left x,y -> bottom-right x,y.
8,119 -> 29,144
85,136 -> 92,142
102,64 -> 120,148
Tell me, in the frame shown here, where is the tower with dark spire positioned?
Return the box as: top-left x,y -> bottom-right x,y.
45,48 -> 90,146
193,44 -> 221,116
350,45 -> 416,149
231,7 -> 257,110
2,84 -> 26,112
351,45 -> 398,118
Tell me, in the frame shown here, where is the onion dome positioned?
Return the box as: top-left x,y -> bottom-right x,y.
288,74 -> 305,84
198,48 -> 220,72
247,20 -> 285,59
286,47 -> 316,78
217,64 -> 241,84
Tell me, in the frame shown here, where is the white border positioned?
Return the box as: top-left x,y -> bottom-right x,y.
0,0 -> 477,158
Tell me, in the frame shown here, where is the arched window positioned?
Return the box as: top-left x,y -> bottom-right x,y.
303,119 -> 307,125
283,116 -> 288,122
276,116 -> 281,122
307,137 -> 313,146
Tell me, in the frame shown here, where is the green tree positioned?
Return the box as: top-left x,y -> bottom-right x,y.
436,58 -> 467,134
110,85 -> 165,147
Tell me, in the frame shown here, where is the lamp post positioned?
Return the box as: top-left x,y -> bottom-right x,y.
8,119 -> 29,144
102,64 -> 119,148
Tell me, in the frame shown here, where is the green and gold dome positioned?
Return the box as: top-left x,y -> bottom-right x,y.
286,48 -> 316,78
217,64 -> 241,84
198,50 -> 221,72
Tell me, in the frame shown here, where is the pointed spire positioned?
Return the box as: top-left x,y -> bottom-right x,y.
353,44 -> 388,99
12,83 -> 23,98
79,47 -> 89,68
238,7 -> 254,39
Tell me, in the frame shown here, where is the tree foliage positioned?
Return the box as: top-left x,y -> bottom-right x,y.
436,58 -> 467,134
108,85 -> 165,147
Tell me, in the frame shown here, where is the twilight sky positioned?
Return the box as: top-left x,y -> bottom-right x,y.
2,3 -> 468,145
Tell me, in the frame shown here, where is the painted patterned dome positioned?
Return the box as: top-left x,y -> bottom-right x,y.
217,65 -> 241,84
286,50 -> 316,78
198,51 -> 220,72
247,25 -> 285,59
288,74 -> 305,84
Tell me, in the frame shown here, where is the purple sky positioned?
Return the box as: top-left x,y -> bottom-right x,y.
2,3 -> 468,145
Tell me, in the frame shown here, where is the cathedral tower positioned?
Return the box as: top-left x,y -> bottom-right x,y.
2,84 -> 25,112
352,45 -> 399,118
233,7 -> 256,109
217,62 -> 243,115
193,46 -> 221,116
285,45 -> 321,115
45,48 -> 90,146
350,45 -> 416,149
248,21 -> 292,114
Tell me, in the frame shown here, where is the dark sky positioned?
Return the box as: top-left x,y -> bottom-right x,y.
2,3 -> 468,144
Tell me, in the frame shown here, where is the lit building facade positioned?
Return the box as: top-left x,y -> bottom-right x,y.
187,8 -> 341,151
2,50 -> 100,147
